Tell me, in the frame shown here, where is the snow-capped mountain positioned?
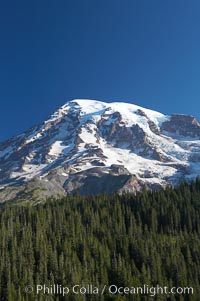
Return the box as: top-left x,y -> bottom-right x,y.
1,99 -> 200,202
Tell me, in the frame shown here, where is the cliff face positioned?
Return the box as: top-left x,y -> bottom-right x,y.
0,99 -> 200,202
161,114 -> 200,137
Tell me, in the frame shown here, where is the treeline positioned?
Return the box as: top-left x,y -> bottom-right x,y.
0,179 -> 200,300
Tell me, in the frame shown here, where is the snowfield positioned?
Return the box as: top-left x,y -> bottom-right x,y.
0,99 -> 200,195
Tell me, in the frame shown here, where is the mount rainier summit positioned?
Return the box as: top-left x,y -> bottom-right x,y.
1,99 -> 200,202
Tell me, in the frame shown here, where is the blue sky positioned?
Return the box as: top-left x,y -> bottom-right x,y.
0,0 -> 200,141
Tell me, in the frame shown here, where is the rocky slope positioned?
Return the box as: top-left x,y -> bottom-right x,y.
1,99 -> 200,202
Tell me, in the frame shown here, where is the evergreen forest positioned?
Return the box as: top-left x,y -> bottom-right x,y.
0,179 -> 200,300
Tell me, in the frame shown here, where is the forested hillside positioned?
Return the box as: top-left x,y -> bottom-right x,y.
0,179 -> 200,300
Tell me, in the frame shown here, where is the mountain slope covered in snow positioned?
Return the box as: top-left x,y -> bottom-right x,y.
1,99 -> 200,202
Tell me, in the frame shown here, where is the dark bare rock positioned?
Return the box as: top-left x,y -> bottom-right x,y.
161,114 -> 200,138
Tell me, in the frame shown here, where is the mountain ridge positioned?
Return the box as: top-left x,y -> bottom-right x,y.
1,99 -> 200,202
